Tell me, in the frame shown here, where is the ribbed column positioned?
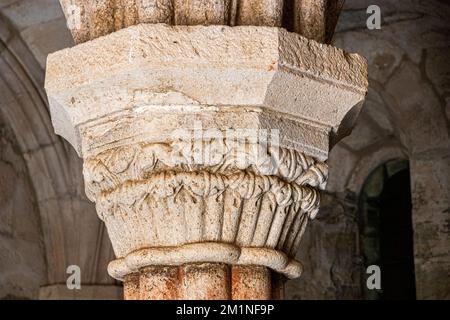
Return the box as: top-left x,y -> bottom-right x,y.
124,264 -> 278,300
58,0 -> 344,44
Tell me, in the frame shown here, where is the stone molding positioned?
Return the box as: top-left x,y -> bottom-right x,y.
109,243 -> 303,280
45,24 -> 368,158
97,169 -> 318,277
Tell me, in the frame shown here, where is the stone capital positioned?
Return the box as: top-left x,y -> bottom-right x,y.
45,24 -> 367,299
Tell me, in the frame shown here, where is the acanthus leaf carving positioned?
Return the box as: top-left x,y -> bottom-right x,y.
83,139 -> 328,201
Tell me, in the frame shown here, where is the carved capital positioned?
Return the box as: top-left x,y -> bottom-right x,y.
45,24 -> 367,290
83,140 -> 326,279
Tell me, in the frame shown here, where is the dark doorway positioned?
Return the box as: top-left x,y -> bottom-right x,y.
359,160 -> 416,300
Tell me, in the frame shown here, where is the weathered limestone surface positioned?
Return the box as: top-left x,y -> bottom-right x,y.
45,23 -> 367,298
46,24 -> 367,159
58,0 -> 344,44
292,0 -> 344,43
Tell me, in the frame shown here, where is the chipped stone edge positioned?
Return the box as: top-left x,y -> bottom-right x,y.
45,24 -> 368,95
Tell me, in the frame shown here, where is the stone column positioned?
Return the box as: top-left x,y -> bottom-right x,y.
46,2 -> 367,300
58,0 -> 345,44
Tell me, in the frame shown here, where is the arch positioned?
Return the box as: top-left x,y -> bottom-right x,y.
0,13 -> 119,297
358,159 -> 416,300
0,14 -> 71,284
346,140 -> 408,195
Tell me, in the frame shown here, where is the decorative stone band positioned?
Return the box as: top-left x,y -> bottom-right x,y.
94,169 -> 317,279
86,142 -> 326,280
108,242 -> 303,280
83,141 -> 328,201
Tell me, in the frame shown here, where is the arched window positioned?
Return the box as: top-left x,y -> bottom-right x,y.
359,159 -> 416,300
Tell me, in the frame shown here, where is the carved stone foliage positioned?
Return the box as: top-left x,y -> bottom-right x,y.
59,0 -> 344,43
103,171 -> 316,279
83,140 -> 327,280
83,139 -> 328,199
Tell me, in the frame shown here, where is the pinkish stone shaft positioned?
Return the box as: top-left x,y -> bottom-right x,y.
124,264 -> 276,300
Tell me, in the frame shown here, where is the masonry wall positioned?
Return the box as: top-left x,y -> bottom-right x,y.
0,117 -> 46,299
287,0 -> 450,299
0,0 -> 120,299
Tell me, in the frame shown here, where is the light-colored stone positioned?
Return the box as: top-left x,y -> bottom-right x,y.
58,0 -> 344,44
44,23 -> 367,299
2,0 -> 448,301
46,24 -> 367,159
293,0 -> 344,44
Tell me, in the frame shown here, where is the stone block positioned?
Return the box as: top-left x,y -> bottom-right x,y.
45,24 -> 368,159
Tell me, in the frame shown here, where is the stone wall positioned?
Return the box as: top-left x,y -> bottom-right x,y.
286,193 -> 361,299
287,0 -> 450,299
0,0 -> 121,299
0,117 -> 46,299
